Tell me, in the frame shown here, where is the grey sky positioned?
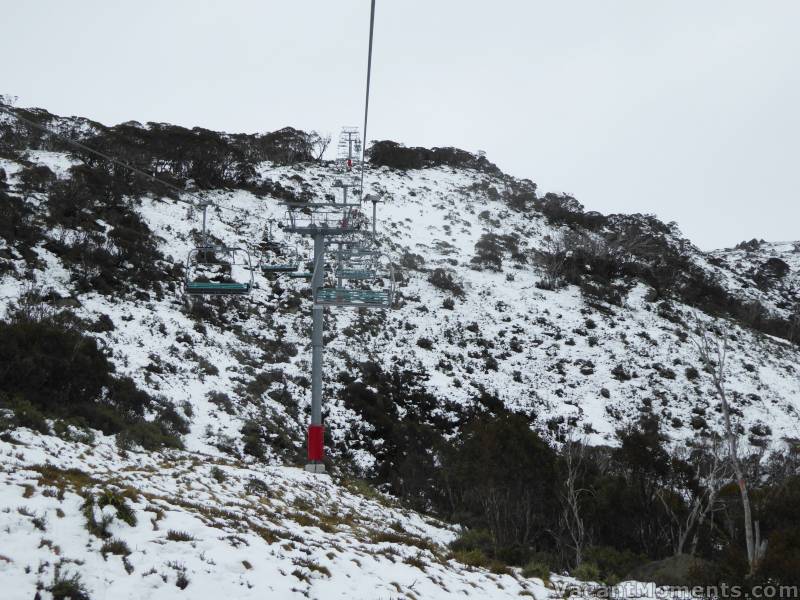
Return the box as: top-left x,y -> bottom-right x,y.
3,1 -> 798,249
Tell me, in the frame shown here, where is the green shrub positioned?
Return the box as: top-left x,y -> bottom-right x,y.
453,549 -> 489,568
572,561 -> 601,582
428,268 -> 465,297
97,489 -> 137,527
0,314 -> 182,449
82,495 -> 113,539
416,337 -> 433,350
450,528 -> 494,557
49,568 -> 91,600
83,489 -> 137,538
584,545 -> 647,584
210,466 -> 226,483
241,420 -> 266,460
0,396 -> 50,433
116,421 -> 183,451
100,538 -> 131,557
522,560 -> 550,582
166,530 -> 196,542
53,419 -> 95,444
0,315 -> 110,410
488,559 -> 509,575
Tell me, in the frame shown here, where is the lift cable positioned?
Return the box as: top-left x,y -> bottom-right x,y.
359,0 -> 377,198
0,104 -> 251,217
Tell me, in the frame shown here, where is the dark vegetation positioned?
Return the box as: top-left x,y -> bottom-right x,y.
44,165 -> 179,295
0,309 -> 186,449
340,366 -> 800,586
534,194 -> 800,344
368,140 -> 501,174
1,105 -> 328,192
2,159 -> 180,295
427,268 -> 464,297
471,232 -> 525,272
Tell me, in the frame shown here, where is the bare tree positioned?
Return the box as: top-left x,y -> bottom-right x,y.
657,440 -> 730,556
559,437 -> 592,567
692,320 -> 767,575
688,439 -> 730,556
307,132 -> 331,162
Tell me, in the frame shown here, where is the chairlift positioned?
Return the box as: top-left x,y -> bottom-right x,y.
185,245 -> 254,296
315,252 -> 394,308
184,202 -> 254,296
260,219 -> 298,273
261,246 -> 299,274
284,206 -> 367,236
333,244 -> 379,280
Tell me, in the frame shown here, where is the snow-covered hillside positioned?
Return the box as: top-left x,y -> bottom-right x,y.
3,110 -> 800,597
2,148 -> 799,460
1,430 -> 559,599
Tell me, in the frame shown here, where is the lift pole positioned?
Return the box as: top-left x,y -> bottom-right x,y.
306,231 -> 326,473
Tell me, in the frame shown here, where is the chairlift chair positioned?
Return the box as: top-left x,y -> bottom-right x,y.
333,245 -> 379,280
259,220 -> 299,273
283,206 -> 367,236
315,253 -> 394,308
260,246 -> 299,274
185,245 -> 254,296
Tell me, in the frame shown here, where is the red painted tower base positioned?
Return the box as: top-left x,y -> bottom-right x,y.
307,424 -> 325,462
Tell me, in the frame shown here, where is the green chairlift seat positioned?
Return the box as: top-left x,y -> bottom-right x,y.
261,263 -> 299,274
288,271 -> 313,279
336,269 -> 376,280
184,246 -> 254,297
315,287 -> 391,307
186,281 -> 251,296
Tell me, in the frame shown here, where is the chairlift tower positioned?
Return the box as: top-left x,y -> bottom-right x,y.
281,124 -> 393,473
285,0 -> 382,475
333,126 -> 363,285
337,127 -> 362,172
283,196 -> 370,475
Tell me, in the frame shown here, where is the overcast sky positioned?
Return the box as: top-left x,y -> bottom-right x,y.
3,1 -> 798,249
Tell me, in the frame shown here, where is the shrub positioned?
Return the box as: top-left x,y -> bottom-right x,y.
572,561 -> 601,582
471,233 -> 519,272
19,164 -> 56,193
0,314 -> 183,449
450,528 -> 494,557
0,315 -> 111,410
440,416 -> 558,563
522,560 -> 550,582
101,538 -> 131,557
241,420 -> 266,459
453,548 -> 490,568
584,545 -> 647,583
399,252 -> 425,271
1,396 -> 50,433
97,489 -> 137,527
416,337 -> 433,350
210,466 -> 226,483
428,268 -> 465,297
611,364 -> 632,381
207,391 -> 235,415
166,530 -> 196,542
49,568 -> 91,600
488,560 -> 509,575
368,140 -> 500,173
175,570 -> 190,590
